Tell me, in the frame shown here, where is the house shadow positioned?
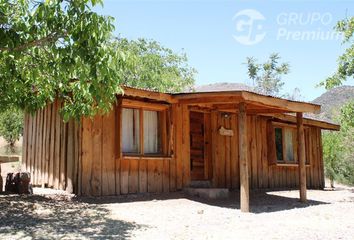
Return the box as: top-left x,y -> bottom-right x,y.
74,190 -> 329,214
0,193 -> 143,239
186,190 -> 330,214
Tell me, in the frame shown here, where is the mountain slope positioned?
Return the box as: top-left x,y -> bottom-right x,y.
311,85 -> 354,122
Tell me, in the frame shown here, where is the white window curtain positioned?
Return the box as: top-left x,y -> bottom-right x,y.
122,108 -> 140,153
143,110 -> 160,154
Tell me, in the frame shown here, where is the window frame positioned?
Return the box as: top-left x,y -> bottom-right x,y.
268,121 -> 311,167
273,124 -> 298,164
121,99 -> 170,157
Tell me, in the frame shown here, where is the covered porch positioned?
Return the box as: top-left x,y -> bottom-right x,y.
173,90 -> 322,212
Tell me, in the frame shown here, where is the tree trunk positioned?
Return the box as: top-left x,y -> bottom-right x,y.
330,177 -> 335,188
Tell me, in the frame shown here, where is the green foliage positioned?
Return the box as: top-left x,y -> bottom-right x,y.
0,108 -> 24,149
322,132 -> 344,186
320,17 -> 354,89
320,17 -> 354,186
0,0 -> 122,121
323,101 -> 354,186
245,53 -> 290,96
0,1 -> 196,121
115,38 -> 196,93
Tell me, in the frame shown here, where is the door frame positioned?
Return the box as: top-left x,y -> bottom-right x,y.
189,110 -> 212,181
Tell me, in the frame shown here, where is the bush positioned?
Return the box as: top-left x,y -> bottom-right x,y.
323,101 -> 354,187
0,108 -> 24,152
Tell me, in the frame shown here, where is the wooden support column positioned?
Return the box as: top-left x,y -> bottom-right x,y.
239,102 -> 249,212
297,112 -> 307,202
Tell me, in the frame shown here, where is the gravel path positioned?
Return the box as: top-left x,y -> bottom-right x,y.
0,185 -> 353,240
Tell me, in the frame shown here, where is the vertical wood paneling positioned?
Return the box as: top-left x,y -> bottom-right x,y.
211,111 -> 218,187
128,159 -> 139,193
225,115 -> 231,189
181,105 -> 190,187
261,119 -> 268,188
54,101 -> 61,189
169,107 -> 176,192
44,105 -> 51,186
48,102 -> 56,187
102,111 -> 116,196
120,159 -> 129,194
59,118 -> 67,190
91,115 -> 102,196
139,159 -> 148,193
147,160 -> 158,193
115,102 -> 122,195
23,99 -> 326,196
218,114 -> 225,187
22,114 -> 29,172
163,159 -> 170,192
81,117 -> 93,196
175,104 -> 183,190
230,114 -> 238,189
66,120 -> 74,193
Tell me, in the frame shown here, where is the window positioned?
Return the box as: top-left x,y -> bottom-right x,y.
143,110 -> 161,154
274,125 -> 297,164
122,108 -> 140,154
122,107 -> 164,155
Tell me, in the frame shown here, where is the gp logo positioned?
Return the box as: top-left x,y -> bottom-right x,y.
232,9 -> 266,45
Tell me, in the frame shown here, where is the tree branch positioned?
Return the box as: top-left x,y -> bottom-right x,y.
0,32 -> 67,52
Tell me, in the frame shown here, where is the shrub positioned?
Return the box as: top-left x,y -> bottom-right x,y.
0,108 -> 24,152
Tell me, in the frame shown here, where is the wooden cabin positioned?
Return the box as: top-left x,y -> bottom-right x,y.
22,87 -> 339,212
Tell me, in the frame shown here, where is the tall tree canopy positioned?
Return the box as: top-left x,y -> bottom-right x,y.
0,0 -> 195,121
245,53 -> 290,96
0,0 -> 122,120
115,38 -> 196,93
321,17 -> 354,89
320,17 -> 354,186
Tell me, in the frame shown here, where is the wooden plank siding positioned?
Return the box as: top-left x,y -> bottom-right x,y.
23,98 -> 325,196
209,114 -> 324,190
22,100 -> 80,193
79,102 -> 179,196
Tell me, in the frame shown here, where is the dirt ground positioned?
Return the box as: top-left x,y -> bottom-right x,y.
0,184 -> 353,240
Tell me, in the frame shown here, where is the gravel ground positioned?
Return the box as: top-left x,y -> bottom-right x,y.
0,184 -> 353,240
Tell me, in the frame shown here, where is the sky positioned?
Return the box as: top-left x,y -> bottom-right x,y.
94,0 -> 354,101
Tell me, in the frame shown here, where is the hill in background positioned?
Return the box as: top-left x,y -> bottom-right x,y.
310,85 -> 354,122
192,82 -> 253,92
193,83 -> 354,123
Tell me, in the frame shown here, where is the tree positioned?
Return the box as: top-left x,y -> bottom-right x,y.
0,1 -> 196,121
338,101 -> 354,185
0,108 -> 24,153
322,132 -> 343,188
321,17 -> 354,89
0,0 -> 123,121
320,17 -> 354,186
323,101 -> 354,187
283,87 -> 303,101
114,38 -> 196,93
245,53 -> 290,96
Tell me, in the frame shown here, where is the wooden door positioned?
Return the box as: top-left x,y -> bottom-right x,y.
190,111 -> 211,180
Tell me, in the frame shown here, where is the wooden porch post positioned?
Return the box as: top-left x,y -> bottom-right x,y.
297,112 -> 307,202
239,102 -> 249,212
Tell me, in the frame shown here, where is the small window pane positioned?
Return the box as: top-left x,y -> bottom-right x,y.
122,108 -> 140,153
284,129 -> 294,162
143,110 -> 161,154
275,128 -> 283,161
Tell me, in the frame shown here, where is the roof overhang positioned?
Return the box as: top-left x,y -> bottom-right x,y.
118,87 -> 339,130
262,113 -> 340,131
121,86 -> 177,103
173,91 -> 321,114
